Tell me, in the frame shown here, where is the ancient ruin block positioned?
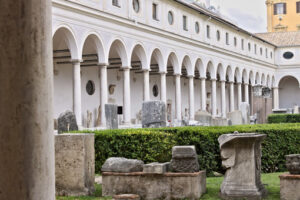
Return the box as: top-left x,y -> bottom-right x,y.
102,157 -> 144,173
57,110 -> 78,133
280,173 -> 300,200
142,101 -> 166,128
170,146 -> 199,173
105,104 -> 118,129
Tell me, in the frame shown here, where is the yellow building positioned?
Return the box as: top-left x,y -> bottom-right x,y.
266,0 -> 300,32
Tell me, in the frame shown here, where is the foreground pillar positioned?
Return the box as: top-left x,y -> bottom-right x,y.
273,87 -> 279,110
244,83 -> 249,104
237,82 -> 242,109
221,81 -> 226,118
160,72 -> 167,103
99,64 -> 108,127
211,79 -> 217,117
175,74 -> 182,121
188,76 -> 195,120
201,78 -> 206,111
143,69 -> 150,101
123,67 -> 131,125
73,60 -> 82,126
229,82 -> 235,112
0,0 -> 55,199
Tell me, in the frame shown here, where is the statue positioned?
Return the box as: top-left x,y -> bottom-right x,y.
96,105 -> 101,127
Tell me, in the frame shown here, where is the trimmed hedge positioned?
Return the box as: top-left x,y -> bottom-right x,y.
268,114 -> 300,123
79,124 -> 300,175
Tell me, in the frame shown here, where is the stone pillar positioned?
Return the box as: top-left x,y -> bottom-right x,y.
201,78 -> 206,111
99,64 -> 108,127
237,82 -> 242,109
273,87 -> 279,109
0,0 -> 55,199
73,60 -> 82,127
123,67 -> 131,125
221,81 -> 226,118
211,79 -> 217,117
244,83 -> 249,104
229,82 -> 235,112
160,72 -> 167,103
188,76 -> 195,120
143,69 -> 150,101
175,74 -> 182,121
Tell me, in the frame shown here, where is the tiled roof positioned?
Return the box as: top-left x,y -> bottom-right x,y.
255,32 -> 300,47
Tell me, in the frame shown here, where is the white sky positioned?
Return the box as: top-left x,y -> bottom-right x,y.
210,0 -> 268,33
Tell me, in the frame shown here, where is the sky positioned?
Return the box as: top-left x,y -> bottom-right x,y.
210,0 -> 268,33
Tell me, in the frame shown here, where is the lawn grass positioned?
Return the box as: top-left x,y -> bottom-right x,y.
56,172 -> 282,200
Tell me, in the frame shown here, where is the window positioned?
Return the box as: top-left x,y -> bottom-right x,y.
112,0 -> 120,7
195,22 -> 200,33
241,39 -> 244,50
274,3 -> 286,15
234,37 -> 237,46
254,44 -> 257,54
133,0 -> 140,13
152,3 -> 158,20
216,30 -> 220,41
168,11 -> 174,25
206,25 -> 210,38
297,1 -> 300,13
183,15 -> 188,31
283,51 -> 294,59
266,48 -> 268,58
270,52 -> 273,58
86,80 -> 95,95
226,32 -> 229,45
260,47 -> 263,55
248,43 -> 251,51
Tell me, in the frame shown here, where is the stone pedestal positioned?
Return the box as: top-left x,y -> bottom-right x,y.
279,173 -> 300,200
142,101 -> 166,128
218,133 -> 267,200
55,134 -> 95,196
194,111 -> 212,126
105,104 -> 118,129
239,102 -> 250,124
170,146 -> 199,173
227,111 -> 243,125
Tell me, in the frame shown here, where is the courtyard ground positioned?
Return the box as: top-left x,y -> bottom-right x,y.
56,172 -> 281,200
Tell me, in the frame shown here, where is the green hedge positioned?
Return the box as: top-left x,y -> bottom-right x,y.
268,114 -> 300,123
79,124 -> 300,175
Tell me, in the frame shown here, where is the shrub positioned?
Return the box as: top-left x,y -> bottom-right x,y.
268,114 -> 300,123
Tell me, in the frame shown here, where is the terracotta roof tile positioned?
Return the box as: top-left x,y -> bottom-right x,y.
255,32 -> 300,47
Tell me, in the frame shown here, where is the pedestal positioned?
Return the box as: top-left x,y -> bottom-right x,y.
280,173 -> 300,200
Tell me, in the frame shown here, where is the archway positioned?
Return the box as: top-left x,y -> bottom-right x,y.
279,76 -> 300,109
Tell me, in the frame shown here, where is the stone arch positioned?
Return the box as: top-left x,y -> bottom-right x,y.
272,76 -> 276,88
278,76 -> 300,109
234,67 -> 242,83
130,43 -> 148,70
150,48 -> 164,72
225,65 -> 234,82
167,52 -> 180,74
182,55 -> 193,76
249,70 -> 255,85
261,73 -> 266,86
195,58 -> 205,78
216,63 -> 225,81
206,60 -> 216,79
255,72 -> 261,85
266,74 -> 271,88
242,69 -> 249,84
108,39 -> 129,68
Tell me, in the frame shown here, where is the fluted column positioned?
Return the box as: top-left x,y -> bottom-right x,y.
175,74 -> 182,120
160,72 -> 167,103
221,80 -> 226,118
244,83 -> 249,104
273,87 -> 279,109
229,81 -> 235,112
72,60 -> 82,126
188,76 -> 195,120
123,67 -> 131,125
237,82 -> 242,109
201,77 -> 207,111
211,79 -> 217,117
143,69 -> 150,101
99,64 -> 108,127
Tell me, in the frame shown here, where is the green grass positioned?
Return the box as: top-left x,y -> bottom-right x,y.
56,172 -> 282,200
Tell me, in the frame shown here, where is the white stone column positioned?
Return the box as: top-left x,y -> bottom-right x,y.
188,76 -> 195,120
123,67 -> 131,125
175,74 -> 182,120
211,79 -> 217,117
160,72 -> 167,103
244,83 -> 249,104
273,87 -> 279,109
72,60 -> 82,127
201,77 -> 207,111
0,0 -> 55,199
143,69 -> 150,101
221,80 -> 226,118
229,81 -> 235,112
237,82 -> 242,109
99,64 -> 108,127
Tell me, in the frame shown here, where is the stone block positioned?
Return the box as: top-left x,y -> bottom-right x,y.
286,154 -> 300,174
102,171 -> 206,200
239,102 -> 250,124
194,111 -> 212,126
212,117 -> 228,126
280,173 -> 300,200
143,162 -> 169,174
227,110 -> 243,125
55,134 -> 95,196
105,104 -> 118,129
102,157 -> 144,173
57,110 -> 78,133
142,101 -> 166,128
293,106 -> 299,114
170,146 -> 199,173
253,85 -> 262,97
262,87 -> 272,98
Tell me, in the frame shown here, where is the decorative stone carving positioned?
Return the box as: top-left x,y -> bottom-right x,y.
142,101 -> 166,128
57,110 -> 78,134
96,105 -> 101,127
262,87 -> 271,98
86,110 -> 92,128
253,85 -> 263,97
143,162 -> 170,174
105,104 -> 118,129
218,132 -> 267,199
286,154 -> 300,174
170,146 -> 200,173
101,157 -> 144,173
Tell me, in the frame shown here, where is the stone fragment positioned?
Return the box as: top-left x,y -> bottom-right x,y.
227,110 -> 243,125
170,146 -> 200,173
286,154 -> 300,174
143,162 -> 169,174
101,157 -> 144,173
57,110 -> 78,134
253,85 -> 263,97
239,102 -> 250,124
194,110 -> 212,126
262,87 -> 272,98
55,133 -> 95,196
218,133 -> 267,199
279,173 -> 300,200
142,101 -> 166,128
113,194 -> 140,200
86,110 -> 92,128
105,104 -> 118,129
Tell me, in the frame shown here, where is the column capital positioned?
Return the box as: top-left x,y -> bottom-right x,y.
71,59 -> 83,64
220,79 -> 226,83
200,77 -> 206,80
122,66 -> 132,70
244,83 -> 249,86
173,73 -> 181,77
187,75 -> 194,78
237,82 -> 242,85
141,68 -> 150,72
273,86 -> 279,89
97,62 -> 109,67
228,81 -> 234,84
211,78 -> 217,81
159,71 -> 167,75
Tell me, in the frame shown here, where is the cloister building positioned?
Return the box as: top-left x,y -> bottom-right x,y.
52,0 -> 300,128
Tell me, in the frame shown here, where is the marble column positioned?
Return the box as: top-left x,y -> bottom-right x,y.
143,69 -> 150,101
229,81 -> 235,112
244,83 -> 249,104
211,79 -> 217,117
175,74 -> 182,120
221,80 -> 226,118
188,76 -> 195,120
273,87 -> 279,109
160,72 -> 167,103
99,64 -> 108,127
72,60 -> 82,127
123,67 -> 131,125
201,77 -> 207,111
237,82 -> 242,109
0,0 -> 55,199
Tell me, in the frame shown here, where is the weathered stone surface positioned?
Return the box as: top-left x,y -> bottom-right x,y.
105,104 -> 118,129
170,146 -> 199,173
143,162 -> 170,174
280,173 -> 300,200
113,194 -> 140,200
55,134 -> 95,196
102,157 -> 144,173
142,101 -> 166,128
262,87 -> 272,98
212,117 -> 228,126
102,171 -> 206,200
286,154 -> 300,174
57,110 -> 78,133
239,102 -> 250,124
227,111 -> 243,125
253,85 -> 262,97
194,111 -> 212,126
218,133 -> 267,200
